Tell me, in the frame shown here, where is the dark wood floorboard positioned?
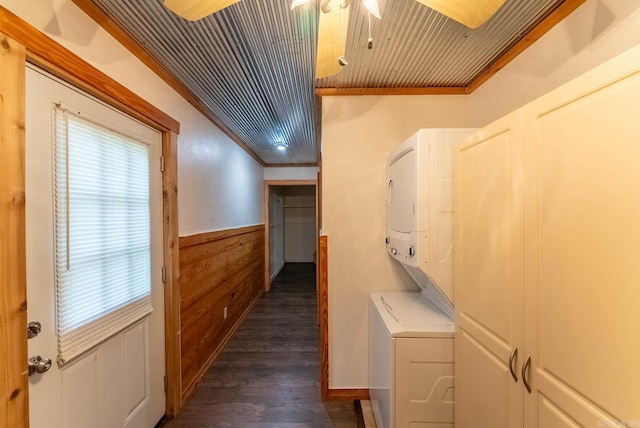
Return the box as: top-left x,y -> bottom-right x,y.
162,263 -> 358,428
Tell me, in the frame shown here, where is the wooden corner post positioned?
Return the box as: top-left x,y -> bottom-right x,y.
0,33 -> 29,428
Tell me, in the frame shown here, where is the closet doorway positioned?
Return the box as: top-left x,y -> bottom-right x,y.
264,180 -> 318,291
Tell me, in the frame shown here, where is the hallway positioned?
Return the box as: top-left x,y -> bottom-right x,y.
162,263 -> 359,427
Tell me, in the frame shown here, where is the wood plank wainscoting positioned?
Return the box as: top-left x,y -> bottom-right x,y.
178,225 -> 266,402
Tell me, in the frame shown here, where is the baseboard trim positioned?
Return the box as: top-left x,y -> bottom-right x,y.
326,388 -> 370,401
180,288 -> 265,403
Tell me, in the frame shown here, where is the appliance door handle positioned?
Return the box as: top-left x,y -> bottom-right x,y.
508,347 -> 518,383
522,355 -> 532,393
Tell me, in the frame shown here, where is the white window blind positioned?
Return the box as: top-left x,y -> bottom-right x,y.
53,106 -> 153,365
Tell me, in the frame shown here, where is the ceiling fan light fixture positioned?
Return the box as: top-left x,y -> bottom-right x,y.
290,0 -> 310,10
163,0 -> 240,21
414,0 -> 505,28
362,0 -> 381,19
316,0 -> 350,79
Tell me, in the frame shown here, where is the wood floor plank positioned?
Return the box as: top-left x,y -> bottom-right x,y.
162,263 -> 358,427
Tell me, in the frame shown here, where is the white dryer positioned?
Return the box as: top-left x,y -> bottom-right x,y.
369,291 -> 454,428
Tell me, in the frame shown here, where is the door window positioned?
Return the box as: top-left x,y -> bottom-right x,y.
53,106 -> 153,365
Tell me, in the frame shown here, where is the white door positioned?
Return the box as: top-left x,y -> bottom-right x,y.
454,111 -> 524,428
522,45 -> 640,428
25,65 -> 165,428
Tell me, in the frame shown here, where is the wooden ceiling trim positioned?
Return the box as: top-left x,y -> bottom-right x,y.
71,0 -> 265,166
316,0 -> 587,97
263,163 -> 320,167
466,0 -> 587,93
315,86 -> 469,96
0,6 -> 180,134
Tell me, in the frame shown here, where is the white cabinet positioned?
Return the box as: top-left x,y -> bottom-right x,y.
369,292 -> 455,428
521,44 -> 640,428
455,44 -> 640,428
455,110 -> 524,428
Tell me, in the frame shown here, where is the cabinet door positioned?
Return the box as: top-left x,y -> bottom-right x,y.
523,46 -> 640,428
455,111 -> 524,428
395,338 -> 455,427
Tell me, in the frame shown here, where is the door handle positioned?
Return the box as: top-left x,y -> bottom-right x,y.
508,347 -> 518,382
28,355 -> 52,376
522,355 -> 532,393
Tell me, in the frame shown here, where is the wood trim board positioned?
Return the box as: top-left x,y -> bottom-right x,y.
316,0 -> 586,97
179,224 -> 264,249
0,7 -> 179,134
465,0 -> 587,93
327,389 -> 370,401
162,132 -> 182,417
315,86 -> 469,96
0,34 -> 29,428
0,7 -> 183,418
318,235 -> 329,401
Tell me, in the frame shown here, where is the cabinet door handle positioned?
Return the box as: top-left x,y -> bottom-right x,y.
508,347 -> 518,382
522,355 -> 532,393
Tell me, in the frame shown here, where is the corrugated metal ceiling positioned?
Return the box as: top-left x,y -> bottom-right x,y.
88,0 -> 568,165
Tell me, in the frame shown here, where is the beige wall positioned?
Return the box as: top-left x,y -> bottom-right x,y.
321,95 -> 473,388
322,0 -> 640,389
264,166 -> 319,180
469,0 -> 640,125
1,0 -> 265,237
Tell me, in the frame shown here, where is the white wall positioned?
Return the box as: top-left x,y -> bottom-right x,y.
321,0 -> 640,390
264,166 -> 319,181
269,187 -> 285,280
321,95 -> 473,388
1,0 -> 265,237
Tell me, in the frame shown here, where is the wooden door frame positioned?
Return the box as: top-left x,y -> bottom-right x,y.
0,7 -> 182,424
263,179 -> 317,292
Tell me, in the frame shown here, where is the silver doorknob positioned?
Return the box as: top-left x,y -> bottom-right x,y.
27,321 -> 42,339
28,355 -> 52,376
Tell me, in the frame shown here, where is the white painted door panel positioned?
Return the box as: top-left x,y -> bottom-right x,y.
454,111 -> 524,428
523,46 -> 640,428
25,66 -> 165,428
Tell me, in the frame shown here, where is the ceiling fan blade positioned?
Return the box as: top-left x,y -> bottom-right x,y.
164,0 -> 240,21
415,0 -> 505,28
316,2 -> 350,79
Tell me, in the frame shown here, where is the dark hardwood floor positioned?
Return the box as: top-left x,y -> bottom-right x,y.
162,263 -> 359,428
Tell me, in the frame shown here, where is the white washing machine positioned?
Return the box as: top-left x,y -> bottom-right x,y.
369,291 -> 455,428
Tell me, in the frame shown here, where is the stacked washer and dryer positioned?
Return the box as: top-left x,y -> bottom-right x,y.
369,129 -> 475,428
